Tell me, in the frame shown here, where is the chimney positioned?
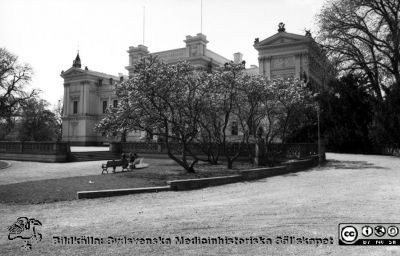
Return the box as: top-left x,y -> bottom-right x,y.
233,52 -> 243,64
184,33 -> 208,57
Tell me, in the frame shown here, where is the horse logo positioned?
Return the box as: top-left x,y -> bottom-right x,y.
8,217 -> 42,250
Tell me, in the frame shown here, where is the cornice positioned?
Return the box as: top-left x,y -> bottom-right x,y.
62,115 -> 101,121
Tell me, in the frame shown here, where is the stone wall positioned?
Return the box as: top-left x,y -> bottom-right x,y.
0,141 -> 70,162
112,141 -> 324,166
77,154 -> 325,199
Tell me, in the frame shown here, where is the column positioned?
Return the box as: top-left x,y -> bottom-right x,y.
295,53 -> 301,79
265,57 -> 271,79
80,83 -> 84,114
258,57 -> 264,76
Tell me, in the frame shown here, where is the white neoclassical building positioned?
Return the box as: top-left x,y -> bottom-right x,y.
61,33 -> 232,145
61,26 -> 330,145
254,24 -> 331,87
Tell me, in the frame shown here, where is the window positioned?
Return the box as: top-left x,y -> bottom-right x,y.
113,100 -> 118,108
102,100 -> 108,113
73,101 -> 78,114
231,121 -> 238,136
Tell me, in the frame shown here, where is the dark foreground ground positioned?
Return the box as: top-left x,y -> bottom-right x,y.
0,159 -> 245,203
1,153 -> 399,255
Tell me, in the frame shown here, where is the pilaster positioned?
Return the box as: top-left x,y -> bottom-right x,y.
66,86 -> 70,116
83,81 -> 90,115
63,85 -> 69,116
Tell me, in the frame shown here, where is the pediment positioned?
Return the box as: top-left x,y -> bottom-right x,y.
256,32 -> 311,48
61,67 -> 119,80
60,67 -> 86,78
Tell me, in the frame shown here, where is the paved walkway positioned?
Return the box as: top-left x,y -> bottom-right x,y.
1,153 -> 400,255
0,160 -> 105,185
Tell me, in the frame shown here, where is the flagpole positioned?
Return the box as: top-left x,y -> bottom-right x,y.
201,0 -> 203,34
143,6 -> 145,45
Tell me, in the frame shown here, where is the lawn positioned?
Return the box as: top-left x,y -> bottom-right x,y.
0,161 -> 247,204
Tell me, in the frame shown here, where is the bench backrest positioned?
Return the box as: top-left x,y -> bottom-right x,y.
107,160 -> 123,166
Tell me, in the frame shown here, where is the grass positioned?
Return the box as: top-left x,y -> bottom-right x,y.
0,161 -> 248,204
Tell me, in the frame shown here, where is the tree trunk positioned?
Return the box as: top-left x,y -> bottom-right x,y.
120,129 -> 127,143
186,165 -> 196,173
164,139 -> 197,173
227,159 -> 233,169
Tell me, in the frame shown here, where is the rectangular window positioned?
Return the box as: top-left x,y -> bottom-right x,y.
113,100 -> 118,108
73,101 -> 78,114
102,101 -> 108,113
231,121 -> 238,136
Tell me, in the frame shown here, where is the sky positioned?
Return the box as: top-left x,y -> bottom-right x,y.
0,0 -> 325,106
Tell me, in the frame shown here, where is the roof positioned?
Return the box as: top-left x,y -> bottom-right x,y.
61,67 -> 119,80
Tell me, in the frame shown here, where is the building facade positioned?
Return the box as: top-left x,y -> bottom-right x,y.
61,55 -> 126,145
254,24 -> 332,87
61,33 -> 231,145
61,26 -> 329,145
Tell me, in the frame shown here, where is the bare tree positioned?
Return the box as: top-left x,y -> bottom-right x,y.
317,0 -> 400,102
53,98 -> 63,141
0,48 -> 37,136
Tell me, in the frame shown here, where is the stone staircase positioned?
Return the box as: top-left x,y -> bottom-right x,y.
68,151 -> 121,162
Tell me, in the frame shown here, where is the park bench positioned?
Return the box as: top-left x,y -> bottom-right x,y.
101,158 -> 149,174
101,160 -> 128,174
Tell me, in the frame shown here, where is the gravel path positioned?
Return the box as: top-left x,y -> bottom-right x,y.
70,146 -> 109,152
0,160 -> 105,185
1,153 -> 400,255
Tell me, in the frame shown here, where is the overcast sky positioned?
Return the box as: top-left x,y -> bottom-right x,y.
0,0 -> 325,106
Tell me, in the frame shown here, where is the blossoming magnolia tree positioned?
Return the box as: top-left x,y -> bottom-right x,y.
96,56 -> 315,172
